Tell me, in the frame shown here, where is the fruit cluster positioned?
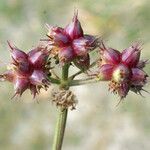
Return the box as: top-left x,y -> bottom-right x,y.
0,11 -> 148,99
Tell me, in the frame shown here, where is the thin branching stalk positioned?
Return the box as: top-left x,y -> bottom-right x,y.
69,78 -> 101,86
48,77 -> 60,84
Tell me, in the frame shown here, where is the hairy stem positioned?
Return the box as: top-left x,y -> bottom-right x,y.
52,63 -> 70,150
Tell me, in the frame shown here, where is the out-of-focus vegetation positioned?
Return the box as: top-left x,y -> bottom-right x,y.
0,0 -> 150,150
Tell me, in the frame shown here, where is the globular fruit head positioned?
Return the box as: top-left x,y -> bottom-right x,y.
44,11 -> 98,65
0,42 -> 51,98
98,42 -> 148,99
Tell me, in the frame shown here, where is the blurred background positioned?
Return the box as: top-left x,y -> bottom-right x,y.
0,0 -> 150,149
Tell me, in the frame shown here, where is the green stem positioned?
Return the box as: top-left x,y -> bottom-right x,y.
48,77 -> 60,84
62,63 -> 69,81
52,63 -> 70,150
52,108 -> 68,150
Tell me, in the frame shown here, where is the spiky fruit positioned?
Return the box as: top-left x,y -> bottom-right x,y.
44,11 -> 98,70
98,42 -> 148,99
0,42 -> 50,98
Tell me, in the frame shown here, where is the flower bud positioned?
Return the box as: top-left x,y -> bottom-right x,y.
121,43 -> 141,67
84,34 -> 98,49
47,26 -> 69,46
28,47 -> 48,69
73,54 -> 90,71
98,64 -> 114,80
65,11 -> 83,40
0,70 -> 15,82
15,61 -> 31,76
131,68 -> 148,86
59,46 -> 75,63
73,35 -> 97,56
100,42 -> 121,64
72,38 -> 89,56
8,41 -> 28,63
14,77 -> 29,96
30,70 -> 47,85
8,41 -> 31,76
